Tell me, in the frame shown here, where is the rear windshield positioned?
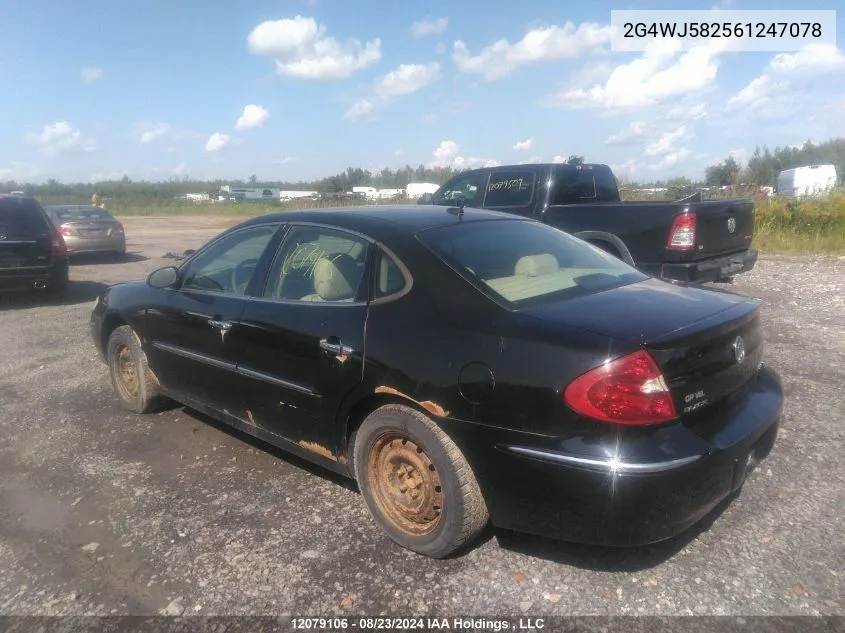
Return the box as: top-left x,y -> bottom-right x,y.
47,206 -> 113,222
419,220 -> 645,307
0,197 -> 51,237
550,165 -> 620,205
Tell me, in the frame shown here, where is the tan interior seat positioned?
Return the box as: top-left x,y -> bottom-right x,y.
300,254 -> 359,302
514,253 -> 558,277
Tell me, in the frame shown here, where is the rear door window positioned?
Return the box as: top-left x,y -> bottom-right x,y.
483,171 -> 536,207
432,173 -> 487,207
551,166 -> 620,205
0,197 -> 51,238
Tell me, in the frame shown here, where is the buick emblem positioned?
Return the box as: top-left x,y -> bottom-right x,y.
732,335 -> 746,364
0,233 -> 6,240
727,217 -> 736,233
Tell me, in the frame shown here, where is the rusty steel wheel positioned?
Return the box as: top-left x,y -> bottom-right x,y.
113,344 -> 139,401
353,404 -> 489,558
367,434 -> 444,537
106,325 -> 169,414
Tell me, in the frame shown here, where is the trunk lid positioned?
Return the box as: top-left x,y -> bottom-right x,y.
520,277 -> 764,414
690,199 -> 754,258
63,219 -> 118,239
0,197 -> 53,271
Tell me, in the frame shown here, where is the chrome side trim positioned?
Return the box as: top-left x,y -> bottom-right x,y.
503,445 -> 703,474
152,342 -> 235,372
236,365 -> 318,397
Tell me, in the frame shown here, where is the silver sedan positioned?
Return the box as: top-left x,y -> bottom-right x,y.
45,205 -> 126,259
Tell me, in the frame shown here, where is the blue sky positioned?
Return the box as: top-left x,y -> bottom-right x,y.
1,0 -> 843,184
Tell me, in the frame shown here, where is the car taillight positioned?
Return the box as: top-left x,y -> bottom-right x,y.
563,350 -> 677,425
59,224 -> 75,236
51,227 -> 68,256
667,212 -> 696,249
113,222 -> 124,233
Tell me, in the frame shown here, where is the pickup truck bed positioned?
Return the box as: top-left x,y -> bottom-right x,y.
425,163 -> 758,284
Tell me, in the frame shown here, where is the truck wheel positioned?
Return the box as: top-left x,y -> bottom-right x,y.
352,404 -> 489,558
106,326 -> 168,414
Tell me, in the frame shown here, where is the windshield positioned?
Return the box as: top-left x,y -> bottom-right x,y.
419,219 -> 646,307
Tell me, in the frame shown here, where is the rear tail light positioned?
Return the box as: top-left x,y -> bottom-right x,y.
113,222 -> 124,234
667,212 -> 696,249
51,227 -> 68,256
59,224 -> 75,236
563,350 -> 677,425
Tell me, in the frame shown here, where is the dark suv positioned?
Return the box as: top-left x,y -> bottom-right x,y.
0,194 -> 70,295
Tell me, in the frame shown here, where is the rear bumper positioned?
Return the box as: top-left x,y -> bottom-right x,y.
444,366 -> 782,546
66,235 -> 125,255
0,259 -> 69,293
642,249 -> 757,283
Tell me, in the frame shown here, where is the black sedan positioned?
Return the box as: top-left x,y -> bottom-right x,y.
89,205 -> 782,558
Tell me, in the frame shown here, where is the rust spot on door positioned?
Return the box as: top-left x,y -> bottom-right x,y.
374,386 -> 449,418
298,441 -> 338,462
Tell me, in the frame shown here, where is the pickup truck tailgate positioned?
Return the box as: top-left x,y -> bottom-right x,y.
693,199 -> 754,258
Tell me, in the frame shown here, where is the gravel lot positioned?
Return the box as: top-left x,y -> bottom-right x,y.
0,215 -> 842,617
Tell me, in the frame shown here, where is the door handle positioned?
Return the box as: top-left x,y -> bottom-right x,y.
319,337 -> 355,355
207,319 -> 232,331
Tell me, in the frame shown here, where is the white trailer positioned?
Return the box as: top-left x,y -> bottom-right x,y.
352,186 -> 379,199
776,165 -> 837,198
405,182 -> 440,199
377,188 -> 405,199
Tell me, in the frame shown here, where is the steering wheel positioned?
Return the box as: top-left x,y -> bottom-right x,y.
231,258 -> 259,294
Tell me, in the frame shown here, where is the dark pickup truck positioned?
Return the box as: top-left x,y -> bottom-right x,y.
423,163 -> 757,283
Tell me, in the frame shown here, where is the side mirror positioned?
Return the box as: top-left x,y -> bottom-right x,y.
147,266 -> 180,289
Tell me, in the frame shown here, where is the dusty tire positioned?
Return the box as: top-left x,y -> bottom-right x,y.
106,325 -> 167,414
352,404 -> 489,558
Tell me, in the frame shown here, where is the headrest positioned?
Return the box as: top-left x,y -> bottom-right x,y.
313,254 -> 358,301
514,253 -> 558,277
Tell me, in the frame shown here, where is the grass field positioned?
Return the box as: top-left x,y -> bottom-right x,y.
107,190 -> 845,254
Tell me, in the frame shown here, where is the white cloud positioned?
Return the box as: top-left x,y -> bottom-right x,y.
648,148 -> 691,171
519,156 -> 543,165
411,17 -> 448,38
431,140 -> 500,169
344,99 -> 373,120
512,138 -> 533,151
606,121 -> 647,145
0,162 -> 40,182
247,16 -> 381,80
236,104 -> 270,130
205,132 -> 231,152
727,148 -> 750,164
665,103 -> 707,122
373,63 -> 441,100
644,125 -> 691,157
551,38 -> 726,110
172,162 -> 187,175
81,67 -> 103,83
453,22 -> 612,80
610,159 -> 638,180
90,169 -> 128,182
31,121 -> 96,154
552,155 -> 568,164
728,44 -> 845,112
138,122 -> 170,144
